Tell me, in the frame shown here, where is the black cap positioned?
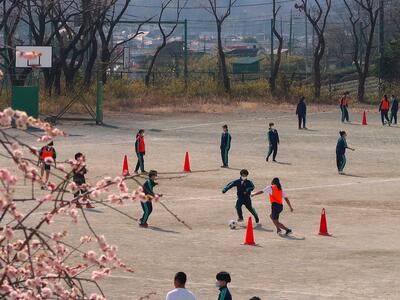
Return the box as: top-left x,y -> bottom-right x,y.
216,271 -> 231,283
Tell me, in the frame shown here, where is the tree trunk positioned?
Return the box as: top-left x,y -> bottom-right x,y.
313,57 -> 321,98
145,43 -> 165,87
101,49 -> 110,84
357,73 -> 367,103
217,23 -> 230,93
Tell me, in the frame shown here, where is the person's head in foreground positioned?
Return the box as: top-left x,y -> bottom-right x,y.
148,170 -> 157,180
75,152 -> 84,161
249,297 -> 261,300
271,177 -> 282,190
216,271 -> 231,288
300,96 -> 305,102
269,122 -> 274,129
339,130 -> 347,139
240,169 -> 249,180
174,272 -> 187,288
222,124 -> 228,132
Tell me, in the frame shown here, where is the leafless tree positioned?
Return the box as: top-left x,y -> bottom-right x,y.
270,0 -> 283,94
296,0 -> 331,98
205,0 -> 238,93
344,0 -> 380,103
0,0 -> 24,86
97,0 -> 149,84
145,0 -> 187,87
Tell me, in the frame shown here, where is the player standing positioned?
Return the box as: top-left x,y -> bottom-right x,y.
134,129 -> 147,174
215,272 -> 232,300
339,92 -> 350,123
139,170 -> 162,228
336,131 -> 355,175
220,124 -> 231,168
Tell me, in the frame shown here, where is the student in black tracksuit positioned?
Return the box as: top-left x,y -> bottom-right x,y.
216,272 -> 232,300
336,131 -> 355,175
139,170 -> 162,228
390,95 -> 398,125
296,96 -> 307,130
220,124 -> 231,168
72,152 -> 95,208
222,169 -> 259,223
266,122 -> 279,162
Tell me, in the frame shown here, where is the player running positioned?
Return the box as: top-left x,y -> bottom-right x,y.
222,169 -> 259,223
252,177 -> 293,235
38,141 -> 56,189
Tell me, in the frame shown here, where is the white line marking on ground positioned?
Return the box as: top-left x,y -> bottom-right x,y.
162,111 -> 333,131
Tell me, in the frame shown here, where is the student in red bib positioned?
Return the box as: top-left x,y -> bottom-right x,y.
379,94 -> 391,126
134,129 -> 147,174
252,177 -> 293,235
38,141 -> 56,189
339,92 -> 350,123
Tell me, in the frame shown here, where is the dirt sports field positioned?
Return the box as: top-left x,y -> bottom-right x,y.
5,105 -> 400,300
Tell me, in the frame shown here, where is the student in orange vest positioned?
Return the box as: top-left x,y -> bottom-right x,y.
38,141 -> 56,189
252,177 -> 293,235
339,92 -> 350,123
379,94 -> 391,126
134,129 -> 147,174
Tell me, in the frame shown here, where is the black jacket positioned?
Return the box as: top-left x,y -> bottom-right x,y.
268,128 -> 280,145
296,100 -> 307,116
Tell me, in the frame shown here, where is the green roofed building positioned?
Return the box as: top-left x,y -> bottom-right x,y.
232,57 -> 264,74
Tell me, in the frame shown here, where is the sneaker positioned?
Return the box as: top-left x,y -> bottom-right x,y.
255,217 -> 259,224
86,203 -> 95,209
139,223 -> 148,228
273,159 -> 277,162
266,157 -> 269,162
237,218 -> 244,222
285,229 -> 292,235
277,229 -> 282,234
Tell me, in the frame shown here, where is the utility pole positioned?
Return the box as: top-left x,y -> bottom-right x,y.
305,14 -> 308,79
378,0 -> 384,95
289,10 -> 293,56
270,18 -> 274,79
270,0 -> 276,79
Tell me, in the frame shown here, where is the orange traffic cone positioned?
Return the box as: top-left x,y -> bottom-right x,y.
122,155 -> 130,176
183,152 -> 191,172
243,217 -> 256,245
362,111 -> 367,125
318,208 -> 331,236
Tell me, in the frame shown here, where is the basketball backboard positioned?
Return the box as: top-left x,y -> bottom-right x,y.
15,46 -> 52,68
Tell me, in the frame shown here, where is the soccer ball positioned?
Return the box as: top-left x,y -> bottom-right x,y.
228,220 -> 237,230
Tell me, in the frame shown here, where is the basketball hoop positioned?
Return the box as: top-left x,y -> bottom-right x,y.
15,46 -> 52,69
